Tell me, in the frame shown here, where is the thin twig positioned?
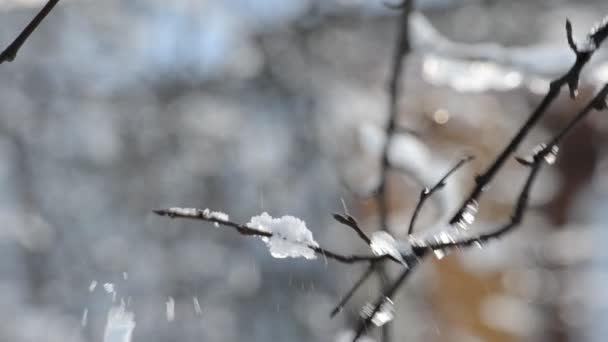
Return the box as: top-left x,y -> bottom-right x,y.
375,3 -> 414,341
330,263 -> 376,318
0,0 -> 60,64
408,156 -> 474,235
333,213 -> 371,245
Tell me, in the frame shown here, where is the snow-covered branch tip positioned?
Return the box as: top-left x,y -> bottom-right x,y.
0,0 -> 60,64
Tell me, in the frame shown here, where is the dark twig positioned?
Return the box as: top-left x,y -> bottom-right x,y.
376,1 -> 414,231
408,156 -> 474,235
353,257 -> 422,341
374,4 -> 414,341
449,16 -> 608,226
0,0 -> 60,64
330,263 -> 376,318
333,213 -> 372,245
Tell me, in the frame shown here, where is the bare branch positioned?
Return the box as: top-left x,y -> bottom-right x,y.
330,263 -> 376,318
0,0 -> 60,64
333,213 -> 371,245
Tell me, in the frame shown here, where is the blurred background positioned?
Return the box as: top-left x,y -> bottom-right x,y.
1,0 -> 608,341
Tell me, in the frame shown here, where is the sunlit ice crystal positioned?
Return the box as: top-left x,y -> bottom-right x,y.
360,297 -> 395,327
431,230 -> 456,260
456,200 -> 478,229
532,143 -> 559,165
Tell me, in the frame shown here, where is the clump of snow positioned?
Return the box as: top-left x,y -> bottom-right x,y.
247,212 -> 319,259
369,231 -> 411,266
104,302 -> 136,342
202,208 -> 230,227
166,296 -> 175,322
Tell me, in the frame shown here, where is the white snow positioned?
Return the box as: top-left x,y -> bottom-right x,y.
207,210 -> 229,221
81,308 -> 89,327
247,212 -> 319,259
103,301 -> 136,342
166,296 -> 175,322
168,207 -> 198,216
193,296 -> 202,315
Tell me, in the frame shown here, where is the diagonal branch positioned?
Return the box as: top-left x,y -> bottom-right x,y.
429,83 -> 608,251
0,0 -> 60,64
449,17 -> 608,227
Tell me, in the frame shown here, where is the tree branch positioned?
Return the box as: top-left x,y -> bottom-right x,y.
449,16 -> 608,227
0,0 -> 60,64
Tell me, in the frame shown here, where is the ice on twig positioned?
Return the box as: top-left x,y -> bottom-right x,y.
104,301 -> 136,342
360,297 -> 395,327
248,212 -> 319,259
410,227 -> 477,260
369,231 -> 411,266
166,296 -> 175,322
456,200 -> 479,230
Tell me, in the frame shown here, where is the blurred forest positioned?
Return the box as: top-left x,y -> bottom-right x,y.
1,0 -> 608,341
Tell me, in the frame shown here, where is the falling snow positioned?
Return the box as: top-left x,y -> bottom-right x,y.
103,302 -> 136,342
193,296 -> 202,315
89,280 -> 98,292
81,308 -> 89,327
166,296 -> 175,322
